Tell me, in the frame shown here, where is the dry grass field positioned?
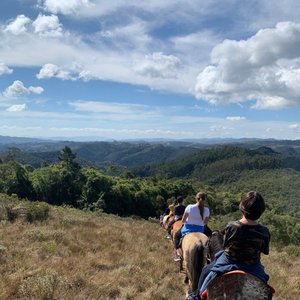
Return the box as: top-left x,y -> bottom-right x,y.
0,196 -> 299,300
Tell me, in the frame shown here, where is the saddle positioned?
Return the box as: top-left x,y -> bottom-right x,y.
201,270 -> 275,300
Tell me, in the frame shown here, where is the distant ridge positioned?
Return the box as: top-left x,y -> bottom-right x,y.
0,135 -> 51,144
1,134 -> 300,146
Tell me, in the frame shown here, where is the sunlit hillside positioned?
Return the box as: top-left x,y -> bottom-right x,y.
0,195 -> 299,300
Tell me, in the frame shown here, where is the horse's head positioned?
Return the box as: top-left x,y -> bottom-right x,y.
163,215 -> 174,230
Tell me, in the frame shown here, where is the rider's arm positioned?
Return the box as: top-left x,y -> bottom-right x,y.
182,211 -> 189,223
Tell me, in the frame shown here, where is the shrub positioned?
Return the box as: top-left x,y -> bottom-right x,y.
26,202 -> 50,223
18,272 -> 67,299
284,244 -> 300,257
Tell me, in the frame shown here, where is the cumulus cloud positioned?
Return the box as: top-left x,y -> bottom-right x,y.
4,15 -> 31,35
36,64 -> 59,79
32,14 -> 63,37
28,86 -> 44,94
37,63 -> 94,81
6,104 -> 28,112
39,0 -> 92,15
134,52 -> 181,79
195,22 -> 300,110
4,14 -> 64,38
0,63 -> 13,76
3,80 -> 44,98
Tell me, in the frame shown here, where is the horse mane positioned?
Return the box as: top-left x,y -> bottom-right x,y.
207,230 -> 224,262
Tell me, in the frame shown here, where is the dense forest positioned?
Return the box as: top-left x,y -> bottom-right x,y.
0,138 -> 299,249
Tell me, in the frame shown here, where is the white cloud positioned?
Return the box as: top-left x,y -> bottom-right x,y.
36,63 -> 59,79
3,14 -> 64,38
0,7 -> 202,93
69,100 -> 147,114
3,80 -> 44,98
32,14 -> 63,37
28,86 -> 44,94
0,63 -> 13,76
251,96 -> 291,110
4,15 -> 31,35
39,0 -> 92,15
3,81 -> 28,98
37,63 -> 94,81
99,20 -> 151,50
288,124 -> 300,131
6,104 -> 28,112
134,52 -> 181,79
195,22 -> 300,109
226,116 -> 246,121
171,31 -> 221,64
3,3 -> 300,98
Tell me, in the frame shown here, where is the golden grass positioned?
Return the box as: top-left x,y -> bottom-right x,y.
0,204 -> 187,299
0,199 -> 299,299
263,250 -> 300,300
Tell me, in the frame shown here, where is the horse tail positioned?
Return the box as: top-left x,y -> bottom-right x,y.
191,242 -> 205,291
183,233 -> 208,292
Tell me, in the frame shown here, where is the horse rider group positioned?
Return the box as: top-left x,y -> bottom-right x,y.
160,191 -> 274,300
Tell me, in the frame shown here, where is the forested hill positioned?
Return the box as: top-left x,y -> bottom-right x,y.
1,137 -> 300,171
0,141 -> 199,168
132,144 -> 300,182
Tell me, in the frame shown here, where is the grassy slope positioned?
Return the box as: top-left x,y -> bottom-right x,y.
0,197 -> 299,299
0,198 -> 186,300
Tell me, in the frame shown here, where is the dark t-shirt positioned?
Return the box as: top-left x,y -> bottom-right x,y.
174,204 -> 186,217
223,220 -> 270,265
164,207 -> 170,215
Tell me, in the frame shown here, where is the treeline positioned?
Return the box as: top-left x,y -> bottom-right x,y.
0,146 -> 196,218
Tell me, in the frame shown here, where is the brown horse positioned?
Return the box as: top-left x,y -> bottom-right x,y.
181,232 -> 208,299
162,214 -> 174,230
171,219 -> 183,240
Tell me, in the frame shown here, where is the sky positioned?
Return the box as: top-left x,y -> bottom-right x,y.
1,0 -> 300,141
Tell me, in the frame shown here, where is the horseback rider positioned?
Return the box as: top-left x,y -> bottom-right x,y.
173,192 -> 210,261
197,191 -> 270,298
166,196 -> 186,236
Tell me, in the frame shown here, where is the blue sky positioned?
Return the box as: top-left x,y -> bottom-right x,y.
1,0 -> 300,140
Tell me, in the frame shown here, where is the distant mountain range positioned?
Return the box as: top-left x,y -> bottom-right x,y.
1,135 -> 300,170
1,134 -> 300,147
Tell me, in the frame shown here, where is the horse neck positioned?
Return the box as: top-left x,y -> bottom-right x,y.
208,230 -> 224,260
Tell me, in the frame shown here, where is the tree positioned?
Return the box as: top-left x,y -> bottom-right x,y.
79,168 -> 113,209
0,161 -> 34,199
57,146 -> 83,206
58,146 -> 80,171
30,166 -> 63,204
